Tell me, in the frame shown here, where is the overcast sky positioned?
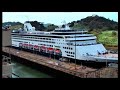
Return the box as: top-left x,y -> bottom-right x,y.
2,12 -> 118,25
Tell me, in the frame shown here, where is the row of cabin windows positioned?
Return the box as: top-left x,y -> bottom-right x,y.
65,51 -> 74,54
56,39 -> 64,41
12,37 -> 53,40
56,43 -> 64,44
13,40 -> 54,47
12,38 -> 55,43
63,47 -> 72,50
12,34 -> 63,38
12,40 -> 23,42
13,36 -> 65,41
65,35 -> 93,38
12,36 -> 64,41
12,36 -> 65,43
38,44 -> 53,47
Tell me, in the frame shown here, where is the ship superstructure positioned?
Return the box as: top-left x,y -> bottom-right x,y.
11,21 -> 118,63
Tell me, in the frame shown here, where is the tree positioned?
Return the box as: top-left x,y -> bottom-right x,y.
29,21 -> 46,31
68,15 -> 118,31
46,24 -> 58,31
112,31 -> 117,36
102,27 -> 109,31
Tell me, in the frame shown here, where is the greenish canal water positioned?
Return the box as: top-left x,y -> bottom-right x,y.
12,61 -> 53,78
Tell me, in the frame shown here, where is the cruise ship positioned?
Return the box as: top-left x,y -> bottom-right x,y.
11,21 -> 118,63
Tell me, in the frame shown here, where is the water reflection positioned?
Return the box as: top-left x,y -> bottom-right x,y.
12,61 -> 53,78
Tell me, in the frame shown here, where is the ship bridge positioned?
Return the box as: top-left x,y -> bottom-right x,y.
64,34 -> 97,46
51,30 -> 88,35
51,24 -> 88,35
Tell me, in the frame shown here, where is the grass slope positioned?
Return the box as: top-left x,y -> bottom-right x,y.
97,31 -> 118,46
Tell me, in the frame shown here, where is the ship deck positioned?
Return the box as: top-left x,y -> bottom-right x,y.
92,53 -> 118,63
98,53 -> 118,58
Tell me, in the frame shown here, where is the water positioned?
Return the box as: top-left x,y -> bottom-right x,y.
12,61 -> 53,78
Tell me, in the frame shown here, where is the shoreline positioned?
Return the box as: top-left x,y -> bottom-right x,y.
105,46 -> 118,50
105,46 -> 118,54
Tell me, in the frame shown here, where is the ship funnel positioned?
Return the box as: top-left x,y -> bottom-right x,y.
24,22 -> 35,31
55,20 -> 71,30
62,20 -> 71,30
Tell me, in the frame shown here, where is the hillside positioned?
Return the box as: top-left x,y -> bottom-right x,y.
9,25 -> 23,30
26,21 -> 58,31
2,21 -> 58,31
2,22 -> 23,30
68,15 -> 118,30
2,22 -> 23,27
2,15 -> 118,31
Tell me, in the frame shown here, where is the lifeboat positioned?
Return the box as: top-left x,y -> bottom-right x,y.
47,47 -> 54,53
34,45 -> 39,50
22,43 -> 25,48
29,44 -> 33,49
41,46 -> 46,52
29,44 -> 33,46
23,44 -> 28,48
55,49 -> 61,55
24,44 -> 28,46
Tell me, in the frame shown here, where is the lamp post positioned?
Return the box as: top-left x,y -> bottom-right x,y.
75,29 -> 76,70
54,47 -> 55,60
9,30 -> 12,63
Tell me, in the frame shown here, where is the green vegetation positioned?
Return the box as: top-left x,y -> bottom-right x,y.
9,25 -> 23,30
88,30 -> 118,47
97,31 -> 118,46
2,22 -> 23,27
70,23 -> 89,30
27,21 -> 58,31
68,15 -> 118,30
45,24 -> 58,31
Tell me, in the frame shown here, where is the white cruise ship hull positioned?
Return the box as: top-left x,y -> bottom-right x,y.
11,22 -> 118,63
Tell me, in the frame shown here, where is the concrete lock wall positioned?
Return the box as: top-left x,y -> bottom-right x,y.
2,30 -> 12,46
2,64 -> 12,77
